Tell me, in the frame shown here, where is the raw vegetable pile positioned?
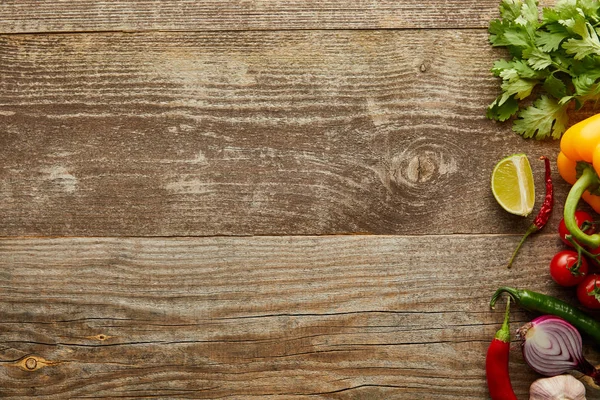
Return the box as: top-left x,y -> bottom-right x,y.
486,0 -> 600,398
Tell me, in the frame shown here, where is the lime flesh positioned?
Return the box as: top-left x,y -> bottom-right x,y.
491,153 -> 535,216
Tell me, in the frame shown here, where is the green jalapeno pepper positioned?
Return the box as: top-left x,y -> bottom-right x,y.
490,287 -> 600,346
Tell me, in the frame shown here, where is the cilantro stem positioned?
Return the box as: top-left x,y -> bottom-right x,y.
551,62 -> 571,76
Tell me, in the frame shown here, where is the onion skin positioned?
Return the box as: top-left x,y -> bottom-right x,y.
518,316 -> 600,385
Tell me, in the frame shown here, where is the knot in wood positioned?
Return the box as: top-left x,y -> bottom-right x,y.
15,355 -> 59,371
25,357 -> 37,370
384,138 -> 459,197
406,154 -> 436,183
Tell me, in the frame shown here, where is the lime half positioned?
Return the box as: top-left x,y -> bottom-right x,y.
491,153 -> 535,216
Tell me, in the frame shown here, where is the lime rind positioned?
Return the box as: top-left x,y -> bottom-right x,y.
491,153 -> 535,217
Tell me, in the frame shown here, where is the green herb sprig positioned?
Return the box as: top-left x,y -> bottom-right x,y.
488,0 -> 600,139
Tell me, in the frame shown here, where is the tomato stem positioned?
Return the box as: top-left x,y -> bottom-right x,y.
571,251 -> 585,276
567,235 -> 599,275
591,279 -> 600,302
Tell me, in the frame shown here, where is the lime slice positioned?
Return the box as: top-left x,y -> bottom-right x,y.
491,153 -> 535,216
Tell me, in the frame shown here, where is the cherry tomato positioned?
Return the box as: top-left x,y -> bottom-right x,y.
558,210 -> 595,247
549,250 -> 589,287
586,245 -> 600,267
576,274 -> 600,309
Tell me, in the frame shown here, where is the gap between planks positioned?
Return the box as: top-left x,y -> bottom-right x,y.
0,26 -> 491,36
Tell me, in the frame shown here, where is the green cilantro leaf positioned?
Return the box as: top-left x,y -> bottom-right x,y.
487,95 -> 520,121
554,0 -> 581,19
535,30 -> 567,52
541,7 -> 562,25
501,78 -> 537,101
579,0 -> 600,19
489,19 -> 512,47
491,58 -> 545,80
562,17 -> 600,59
502,25 -> 536,49
523,47 -> 554,69
573,74 -> 600,100
552,50 -> 575,73
499,0 -> 526,21
543,74 -> 568,99
569,56 -> 600,77
491,59 -> 514,76
513,95 -> 569,139
516,0 -> 540,25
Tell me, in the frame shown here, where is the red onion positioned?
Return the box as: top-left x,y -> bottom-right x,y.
517,315 -> 599,384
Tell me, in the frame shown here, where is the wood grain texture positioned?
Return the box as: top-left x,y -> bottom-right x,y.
3,1 -> 591,399
1,235 -> 598,399
0,0 -> 535,34
0,29 -> 568,237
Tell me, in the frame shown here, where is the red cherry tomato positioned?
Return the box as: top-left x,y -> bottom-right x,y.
558,211 -> 595,247
587,245 -> 600,267
549,250 -> 589,287
577,274 -> 600,309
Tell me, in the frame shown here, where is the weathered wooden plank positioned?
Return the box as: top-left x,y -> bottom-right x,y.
0,0 -> 536,34
0,235 -> 598,398
0,30 -> 569,237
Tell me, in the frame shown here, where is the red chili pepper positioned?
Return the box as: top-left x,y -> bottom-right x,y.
486,298 -> 517,400
534,156 -> 554,229
507,156 -> 554,268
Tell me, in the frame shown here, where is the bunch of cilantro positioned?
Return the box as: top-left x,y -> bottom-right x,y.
487,0 -> 600,139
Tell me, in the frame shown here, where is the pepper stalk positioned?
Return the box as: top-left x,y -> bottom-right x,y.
557,113 -> 600,249
563,164 -> 600,248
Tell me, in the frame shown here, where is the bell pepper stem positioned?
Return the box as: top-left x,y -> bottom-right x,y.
564,166 -> 600,249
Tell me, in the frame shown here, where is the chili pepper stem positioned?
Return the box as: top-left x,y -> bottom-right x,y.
507,224 -> 538,269
495,298 -> 511,342
486,297 -> 516,400
565,166 -> 600,249
506,156 -> 553,269
490,287 -> 519,309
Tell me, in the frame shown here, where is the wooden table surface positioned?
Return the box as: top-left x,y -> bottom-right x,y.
1,1 -> 599,398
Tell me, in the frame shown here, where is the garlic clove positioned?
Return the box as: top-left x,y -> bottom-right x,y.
529,375 -> 586,400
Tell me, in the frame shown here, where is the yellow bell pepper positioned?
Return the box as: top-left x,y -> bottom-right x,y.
557,113 -> 600,248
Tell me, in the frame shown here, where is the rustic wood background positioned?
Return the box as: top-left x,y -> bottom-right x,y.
1,0 -> 599,398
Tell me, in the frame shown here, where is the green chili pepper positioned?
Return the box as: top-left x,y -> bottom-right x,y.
490,287 -> 600,346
